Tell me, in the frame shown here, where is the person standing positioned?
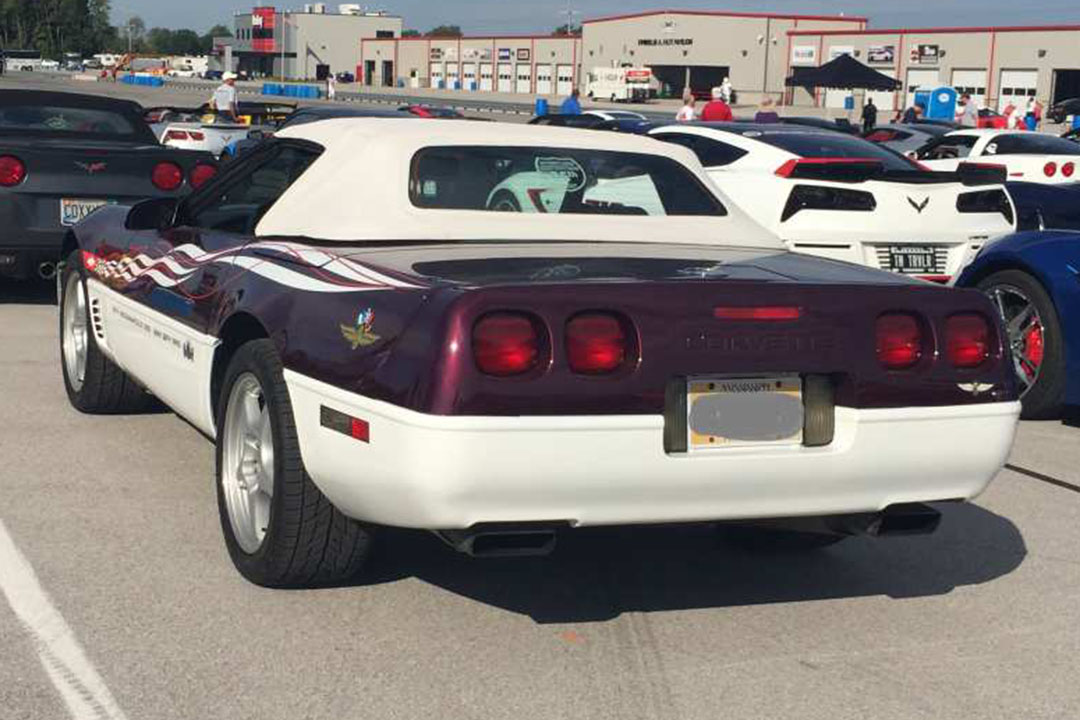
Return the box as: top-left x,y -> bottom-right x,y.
720,76 -> 733,104
901,102 -> 924,124
700,87 -> 733,122
560,88 -> 582,115
675,91 -> 696,122
211,72 -> 239,122
957,93 -> 978,127
754,97 -> 780,123
326,73 -> 337,101
861,97 -> 878,133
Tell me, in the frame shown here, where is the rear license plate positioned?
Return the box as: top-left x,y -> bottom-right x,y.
687,376 -> 803,450
60,198 -> 113,227
887,245 -> 937,274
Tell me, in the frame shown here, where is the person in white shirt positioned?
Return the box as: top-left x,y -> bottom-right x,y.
675,91 -> 696,122
327,74 -> 337,101
720,77 -> 733,103
211,72 -> 239,121
956,93 -> 978,128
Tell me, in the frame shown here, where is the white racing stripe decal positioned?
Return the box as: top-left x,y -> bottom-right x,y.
0,518 -> 128,720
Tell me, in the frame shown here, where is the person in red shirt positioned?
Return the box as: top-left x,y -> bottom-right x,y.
700,87 -> 734,122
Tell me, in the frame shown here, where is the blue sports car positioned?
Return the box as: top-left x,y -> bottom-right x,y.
955,231 -> 1080,418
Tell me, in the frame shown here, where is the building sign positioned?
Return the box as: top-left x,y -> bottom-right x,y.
497,47 -> 511,61
638,38 -> 693,47
516,48 -> 530,62
791,45 -> 817,65
867,45 -> 895,64
251,6 -> 277,53
911,44 -> 940,64
828,45 -> 854,60
429,47 -> 443,61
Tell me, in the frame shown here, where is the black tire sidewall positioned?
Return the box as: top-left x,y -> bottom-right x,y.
977,269 -> 1065,419
214,340 -> 291,584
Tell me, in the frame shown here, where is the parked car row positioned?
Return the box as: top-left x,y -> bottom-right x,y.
4,88 -> 1078,590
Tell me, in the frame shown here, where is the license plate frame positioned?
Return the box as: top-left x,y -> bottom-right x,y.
886,245 -> 937,274
687,375 -> 803,451
60,198 -> 113,227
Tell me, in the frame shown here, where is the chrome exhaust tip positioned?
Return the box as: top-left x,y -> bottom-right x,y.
38,262 -> 57,280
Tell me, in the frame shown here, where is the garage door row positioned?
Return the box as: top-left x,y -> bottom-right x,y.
824,68 -> 1044,111
428,63 -> 575,94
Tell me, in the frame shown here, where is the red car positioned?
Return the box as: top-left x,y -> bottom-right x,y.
977,108 -> 1010,129
398,104 -> 465,119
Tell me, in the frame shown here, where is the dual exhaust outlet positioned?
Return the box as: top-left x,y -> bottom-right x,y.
435,503 -> 943,558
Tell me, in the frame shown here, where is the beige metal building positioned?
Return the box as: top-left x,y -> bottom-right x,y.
785,24 -> 1080,111
358,35 -> 583,93
224,5 -> 402,80
582,10 -> 866,103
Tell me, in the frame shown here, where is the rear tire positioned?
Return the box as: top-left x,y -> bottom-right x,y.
976,269 -> 1065,419
59,252 -> 151,414
215,339 -> 372,587
717,524 -> 847,553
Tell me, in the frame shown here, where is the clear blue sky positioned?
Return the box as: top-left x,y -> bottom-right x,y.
109,0 -> 1080,34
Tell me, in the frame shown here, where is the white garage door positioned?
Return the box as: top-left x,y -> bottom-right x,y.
445,63 -> 459,89
462,63 -> 477,91
952,69 -> 987,107
867,69 -> 898,111
536,64 -> 553,95
906,68 -> 940,106
497,63 -> 513,92
516,64 -> 532,94
556,65 -> 574,96
480,63 -> 493,91
429,63 -> 444,89
998,69 -> 1038,111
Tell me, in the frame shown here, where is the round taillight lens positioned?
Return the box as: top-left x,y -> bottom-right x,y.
0,155 -> 26,186
876,313 -> 923,370
1043,162 -> 1057,177
566,312 -> 627,374
151,161 -> 184,191
946,313 -> 991,369
189,163 -> 217,189
1062,162 -> 1075,178
472,313 -> 542,376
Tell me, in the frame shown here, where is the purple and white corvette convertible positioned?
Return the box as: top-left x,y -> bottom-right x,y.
58,119 -> 1020,587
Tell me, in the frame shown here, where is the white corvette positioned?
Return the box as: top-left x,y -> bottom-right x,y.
649,123 -> 1017,282
916,129 -> 1080,185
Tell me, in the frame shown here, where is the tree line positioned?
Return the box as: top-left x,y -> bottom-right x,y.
0,0 -> 231,58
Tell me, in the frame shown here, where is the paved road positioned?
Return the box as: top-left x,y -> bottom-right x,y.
1,288 -> 1079,720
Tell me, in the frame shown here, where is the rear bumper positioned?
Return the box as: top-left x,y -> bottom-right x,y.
285,370 -> 1021,530
0,238 -> 64,279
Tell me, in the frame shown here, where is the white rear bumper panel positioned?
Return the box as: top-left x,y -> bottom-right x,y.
285,370 -> 1020,529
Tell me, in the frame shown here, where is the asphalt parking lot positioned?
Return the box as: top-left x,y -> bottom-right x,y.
3,72 -> 1080,720
2,282 -> 1080,720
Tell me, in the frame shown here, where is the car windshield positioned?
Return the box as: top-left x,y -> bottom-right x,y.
0,104 -> 138,137
409,145 -> 726,216
984,133 -> 1080,156
750,132 -> 919,171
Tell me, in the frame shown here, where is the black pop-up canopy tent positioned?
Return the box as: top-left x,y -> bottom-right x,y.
785,53 -> 901,91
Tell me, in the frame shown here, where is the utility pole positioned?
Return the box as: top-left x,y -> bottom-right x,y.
560,0 -> 580,35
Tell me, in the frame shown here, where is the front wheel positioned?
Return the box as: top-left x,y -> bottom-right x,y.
977,269 -> 1065,419
216,339 -> 372,587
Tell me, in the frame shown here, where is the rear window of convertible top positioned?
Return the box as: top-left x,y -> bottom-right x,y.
409,145 -> 726,216
0,105 -> 138,137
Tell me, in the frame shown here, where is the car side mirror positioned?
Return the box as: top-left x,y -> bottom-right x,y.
126,197 -> 179,231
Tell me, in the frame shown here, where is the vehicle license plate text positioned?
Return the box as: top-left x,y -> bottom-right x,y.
60,198 -> 112,227
687,376 -> 803,451
887,245 -> 936,273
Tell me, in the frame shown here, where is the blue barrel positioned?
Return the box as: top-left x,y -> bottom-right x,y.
843,95 -> 854,111
1073,115 -> 1080,130
535,98 -> 549,116
1025,115 -> 1037,131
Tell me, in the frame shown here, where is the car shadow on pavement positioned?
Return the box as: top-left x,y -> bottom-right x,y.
0,279 -> 56,306
359,502 -> 1026,624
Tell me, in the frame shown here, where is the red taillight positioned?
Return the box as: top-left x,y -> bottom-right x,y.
566,313 -> 627,374
876,313 -> 923,370
946,313 -> 991,369
165,129 -> 189,141
151,161 -> 183,191
714,306 -> 802,321
189,131 -> 205,141
0,154 -> 26,186
189,163 -> 217,189
473,313 -> 542,376
1063,162 -> 1075,178
1044,161 -> 1057,177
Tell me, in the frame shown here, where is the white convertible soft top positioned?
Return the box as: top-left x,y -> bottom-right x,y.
258,118 -> 781,248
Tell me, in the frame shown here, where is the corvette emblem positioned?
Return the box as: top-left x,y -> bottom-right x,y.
340,308 -> 380,349
907,196 -> 930,214
75,161 -> 108,174
957,382 -> 995,397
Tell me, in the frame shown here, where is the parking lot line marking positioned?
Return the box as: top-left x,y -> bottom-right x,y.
1006,463 -> 1080,495
0,518 -> 128,720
